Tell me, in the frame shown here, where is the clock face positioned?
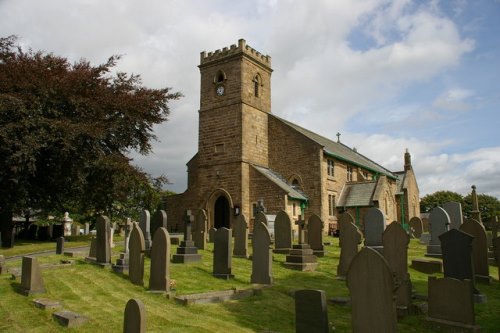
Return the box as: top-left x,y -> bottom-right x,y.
216,85 -> 225,96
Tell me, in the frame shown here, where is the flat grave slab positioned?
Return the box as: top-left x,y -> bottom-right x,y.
411,259 -> 443,274
174,288 -> 261,305
53,310 -> 89,327
33,298 -> 63,310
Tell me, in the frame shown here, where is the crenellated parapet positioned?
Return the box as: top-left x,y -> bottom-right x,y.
200,39 -> 271,67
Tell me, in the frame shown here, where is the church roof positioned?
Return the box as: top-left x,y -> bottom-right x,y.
252,165 -> 308,201
271,115 -> 397,179
337,181 -> 377,207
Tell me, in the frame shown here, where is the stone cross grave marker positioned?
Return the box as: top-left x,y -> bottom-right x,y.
139,209 -> 152,251
426,206 -> 450,257
149,227 -> 170,292
443,201 -> 463,230
172,210 -> 202,263
251,222 -> 273,285
150,210 -> 167,244
337,212 -> 362,278
129,223 -> 145,286
213,227 -> 234,279
295,290 -> 329,333
347,247 -> 397,333
193,209 -> 207,250
408,216 -> 423,239
96,215 -> 111,265
363,207 -> 386,252
460,219 -> 490,284
123,298 -> 146,333
20,256 -> 45,295
307,214 -> 325,257
295,215 -> 307,245
383,222 -> 412,314
273,210 -> 292,254
233,214 -> 249,258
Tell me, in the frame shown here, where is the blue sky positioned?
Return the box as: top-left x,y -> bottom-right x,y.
1,0 -> 499,198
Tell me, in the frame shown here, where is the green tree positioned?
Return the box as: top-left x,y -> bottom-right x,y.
419,191 -> 464,213
463,193 -> 500,225
0,36 -> 181,247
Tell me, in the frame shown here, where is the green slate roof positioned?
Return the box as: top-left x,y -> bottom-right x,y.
272,115 -> 397,179
337,182 -> 378,207
252,165 -> 308,201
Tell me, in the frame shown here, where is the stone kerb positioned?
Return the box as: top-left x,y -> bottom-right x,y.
123,299 -> 146,333
233,214 -> 249,258
307,214 -> 325,257
251,222 -> 273,285
129,223 -> 146,286
337,213 -> 362,278
363,207 -> 386,252
273,210 -> 292,254
149,227 -> 171,292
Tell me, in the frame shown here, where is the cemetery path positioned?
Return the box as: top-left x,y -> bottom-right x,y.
4,245 -> 91,262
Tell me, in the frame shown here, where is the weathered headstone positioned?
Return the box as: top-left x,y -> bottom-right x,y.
284,215 -> 318,271
208,227 -> 216,243
71,223 -> 79,237
123,298 -> 146,333
363,207 -> 386,253
307,214 -> 325,257
20,256 -> 45,295
491,216 -> 499,240
295,290 -> 329,333
149,227 -> 171,292
383,222 -> 412,314
347,247 -> 397,333
251,222 -> 272,284
426,207 -> 450,258
139,209 -> 152,251
493,237 -> 500,280
427,277 -> 480,331
84,223 -> 90,235
124,218 -> 132,254
56,237 -> 65,255
460,219 -> 490,284
193,209 -> 207,250
408,216 -> 423,239
233,214 -> 249,258
337,212 -> 362,278
88,237 -> 96,258
273,210 -> 292,254
109,222 -> 115,248
129,223 -> 145,286
213,227 -> 234,279
0,255 -> 5,274
443,201 -> 463,230
172,210 -> 202,263
96,215 -> 111,265
150,210 -> 167,244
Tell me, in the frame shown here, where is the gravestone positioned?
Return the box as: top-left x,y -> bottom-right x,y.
490,216 -> 499,240
425,207 -> 450,258
56,237 -> 65,255
273,210 -> 292,254
443,201 -> 463,230
233,214 -> 249,258
208,227 -> 216,243
347,247 -> 397,333
0,255 -> 5,274
307,214 -> 325,257
96,215 -> 111,265
20,256 -> 45,295
213,227 -> 234,279
124,218 -> 132,253
251,222 -> 273,284
363,207 -> 386,253
460,219 -> 490,284
149,227 -> 170,292
139,209 -> 152,251
254,211 -> 268,229
427,277 -> 480,332
493,237 -> 500,280
172,210 -> 202,263
295,290 -> 329,333
422,217 -> 429,233
108,222 -> 115,248
337,212 -> 362,278
71,223 -> 79,236
383,222 -> 412,314
284,215 -> 318,271
150,210 -> 167,244
123,299 -> 146,333
193,209 -> 207,250
408,216 -> 423,239
129,223 -> 145,286
88,237 -> 96,258
84,223 -> 90,235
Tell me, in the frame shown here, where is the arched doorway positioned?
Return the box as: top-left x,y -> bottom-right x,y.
214,195 -> 230,229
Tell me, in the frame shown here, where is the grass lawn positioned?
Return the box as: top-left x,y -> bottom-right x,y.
0,236 -> 499,332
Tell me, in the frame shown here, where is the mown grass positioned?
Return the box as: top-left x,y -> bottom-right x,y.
0,237 -> 499,332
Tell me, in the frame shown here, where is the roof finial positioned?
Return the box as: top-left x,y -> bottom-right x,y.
336,132 -> 341,143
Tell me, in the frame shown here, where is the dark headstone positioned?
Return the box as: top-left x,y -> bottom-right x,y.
363,207 -> 386,251
347,247 -> 397,333
150,210 -> 167,245
443,202 -> 463,230
337,213 -> 362,278
295,290 -> 329,333
213,227 -> 234,279
96,215 -> 111,264
193,209 -> 207,250
273,210 -> 292,254
493,237 -> 500,280
460,219 -> 490,283
123,299 -> 146,333
233,214 -> 249,258
426,207 -> 450,257
307,214 -> 325,257
56,237 -> 65,255
20,256 -> 45,295
251,222 -> 272,285
129,223 -> 145,286
439,229 -> 475,283
149,227 -> 170,292
408,216 -> 423,238
139,209 -> 152,251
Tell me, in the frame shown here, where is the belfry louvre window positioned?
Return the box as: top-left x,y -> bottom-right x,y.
328,194 -> 336,216
347,166 -> 353,182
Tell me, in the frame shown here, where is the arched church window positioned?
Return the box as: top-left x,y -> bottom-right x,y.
291,178 -> 300,189
214,70 -> 226,84
253,74 -> 261,97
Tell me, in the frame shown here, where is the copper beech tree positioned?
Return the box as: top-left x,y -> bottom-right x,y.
0,36 -> 181,247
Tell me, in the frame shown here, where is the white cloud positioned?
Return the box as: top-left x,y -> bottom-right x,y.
432,88 -> 475,111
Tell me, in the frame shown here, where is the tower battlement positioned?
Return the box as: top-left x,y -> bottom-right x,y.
200,39 -> 271,67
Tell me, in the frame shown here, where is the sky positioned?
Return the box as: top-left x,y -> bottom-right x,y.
1,0 -> 499,199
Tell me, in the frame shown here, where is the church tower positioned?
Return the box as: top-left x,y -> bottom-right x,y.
196,39 -> 273,227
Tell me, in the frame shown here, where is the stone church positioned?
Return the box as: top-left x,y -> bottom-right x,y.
165,39 -> 420,233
